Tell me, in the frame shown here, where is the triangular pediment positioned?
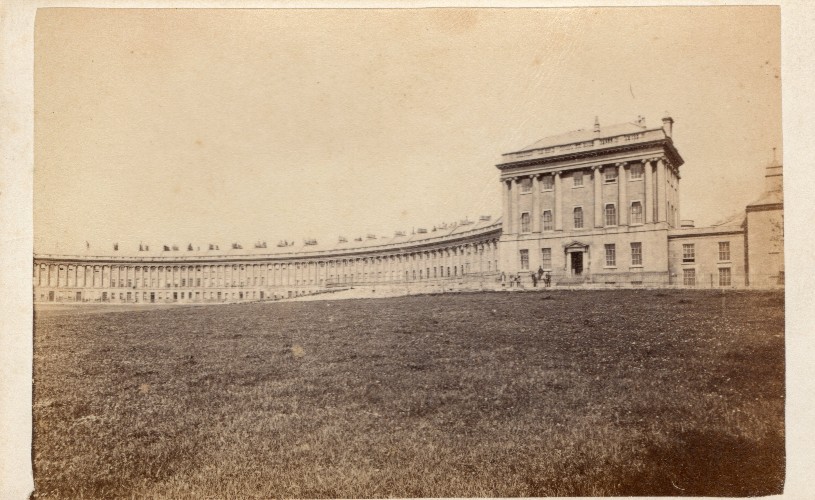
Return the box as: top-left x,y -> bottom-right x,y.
564,240 -> 589,249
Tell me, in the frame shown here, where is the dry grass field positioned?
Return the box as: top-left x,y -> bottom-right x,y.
32,289 -> 785,498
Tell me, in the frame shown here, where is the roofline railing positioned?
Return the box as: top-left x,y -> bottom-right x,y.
34,222 -> 503,263
501,128 -> 666,161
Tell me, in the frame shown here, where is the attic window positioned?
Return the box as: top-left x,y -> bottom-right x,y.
604,167 -> 618,183
541,175 -> 554,190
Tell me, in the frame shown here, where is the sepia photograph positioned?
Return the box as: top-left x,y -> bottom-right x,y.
11,4 -> 795,498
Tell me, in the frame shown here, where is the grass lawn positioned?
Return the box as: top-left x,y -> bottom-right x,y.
33,289 -> 785,498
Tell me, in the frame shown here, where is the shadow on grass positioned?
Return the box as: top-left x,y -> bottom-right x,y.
615,429 -> 785,496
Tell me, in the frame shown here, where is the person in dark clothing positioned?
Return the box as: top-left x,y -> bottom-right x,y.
537,266 -> 544,281
531,272 -> 538,287
544,271 -> 551,287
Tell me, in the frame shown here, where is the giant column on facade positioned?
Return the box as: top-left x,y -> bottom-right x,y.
593,166 -> 603,228
554,171 -> 563,231
644,160 -> 654,224
531,174 -> 541,233
617,162 -> 628,226
656,157 -> 667,223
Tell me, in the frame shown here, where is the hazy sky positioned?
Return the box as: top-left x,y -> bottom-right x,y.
34,7 -> 781,254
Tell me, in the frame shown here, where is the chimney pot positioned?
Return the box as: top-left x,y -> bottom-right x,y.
662,113 -> 674,138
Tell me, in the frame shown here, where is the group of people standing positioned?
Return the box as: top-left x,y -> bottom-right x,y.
531,266 -> 551,288
501,267 -> 551,288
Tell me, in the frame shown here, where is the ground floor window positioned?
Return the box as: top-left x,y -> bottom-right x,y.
604,244 -> 616,267
630,242 -> 642,266
520,249 -> 529,270
541,248 -> 552,269
683,269 -> 696,286
719,267 -> 732,287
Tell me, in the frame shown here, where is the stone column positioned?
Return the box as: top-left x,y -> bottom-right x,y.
656,157 -> 667,223
675,168 -> 681,227
531,175 -> 541,233
502,179 -> 511,233
644,160 -> 654,224
510,178 -> 520,235
554,171 -> 563,231
617,162 -> 628,226
593,166 -> 603,228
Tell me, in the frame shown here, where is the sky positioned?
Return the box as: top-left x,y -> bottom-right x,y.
33,7 -> 781,254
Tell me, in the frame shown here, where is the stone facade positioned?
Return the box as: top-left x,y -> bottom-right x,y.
497,115 -> 682,286
34,220 -> 502,304
745,165 -> 785,287
33,114 -> 784,303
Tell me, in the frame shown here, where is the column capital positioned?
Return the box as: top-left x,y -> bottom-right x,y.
615,161 -> 628,167
555,170 -> 563,177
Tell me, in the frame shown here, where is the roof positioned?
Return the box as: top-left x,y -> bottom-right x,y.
35,215 -> 502,261
747,190 -> 783,209
512,121 -> 653,154
668,211 -> 746,239
497,117 -> 682,169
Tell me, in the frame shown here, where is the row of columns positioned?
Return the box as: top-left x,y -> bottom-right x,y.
502,156 -> 675,234
33,239 -> 501,291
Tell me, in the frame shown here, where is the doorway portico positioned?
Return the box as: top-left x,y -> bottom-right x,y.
564,241 -> 589,276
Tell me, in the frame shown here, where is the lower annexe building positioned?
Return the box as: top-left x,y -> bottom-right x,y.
33,115 -> 784,303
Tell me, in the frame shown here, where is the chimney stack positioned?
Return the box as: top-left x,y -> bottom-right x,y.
593,116 -> 600,135
662,113 -> 674,138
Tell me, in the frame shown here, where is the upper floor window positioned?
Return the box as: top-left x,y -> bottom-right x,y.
573,171 -> 583,187
718,241 -> 731,261
542,210 -> 553,231
520,177 -> 532,193
605,244 -> 616,267
630,201 -> 643,224
605,204 -> 617,226
683,243 -> 695,263
631,242 -> 642,266
520,212 -> 531,233
604,167 -> 618,183
573,207 -> 584,229
541,175 -> 554,190
630,163 -> 644,179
